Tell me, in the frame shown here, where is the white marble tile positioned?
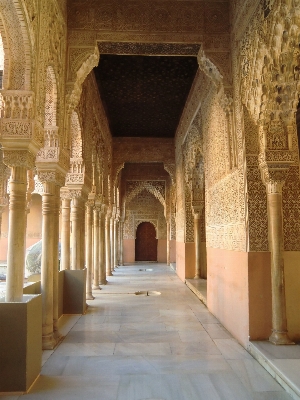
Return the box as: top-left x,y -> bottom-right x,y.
170,340 -> 221,356
194,312 -> 220,324
54,342 -> 116,356
21,376 -> 120,400
71,322 -> 121,332
117,373 -> 184,400
228,359 -> 285,392
270,359 -> 300,391
180,372 -> 253,400
144,355 -> 231,374
203,323 -> 233,339
114,342 -> 171,356
214,339 -> 253,360
254,341 -> 300,359
178,330 -> 211,342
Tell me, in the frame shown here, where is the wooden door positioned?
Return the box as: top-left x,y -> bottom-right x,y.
135,222 -> 157,261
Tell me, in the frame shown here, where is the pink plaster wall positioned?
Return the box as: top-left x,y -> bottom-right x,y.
248,252 -> 272,340
123,239 -> 135,263
207,248 -> 249,347
157,239 -> 167,262
176,241 -> 195,282
170,240 -> 176,263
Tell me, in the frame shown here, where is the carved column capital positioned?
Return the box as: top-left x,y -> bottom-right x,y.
2,149 -> 36,169
192,201 -> 204,218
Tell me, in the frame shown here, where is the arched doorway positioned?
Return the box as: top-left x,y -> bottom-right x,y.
135,222 -> 157,261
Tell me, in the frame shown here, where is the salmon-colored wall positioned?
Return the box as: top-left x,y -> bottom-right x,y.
248,252 -> 272,340
207,248 -> 249,347
170,240 -> 176,263
157,239 -> 167,262
283,251 -> 300,341
176,241 -> 195,282
123,239 -> 135,263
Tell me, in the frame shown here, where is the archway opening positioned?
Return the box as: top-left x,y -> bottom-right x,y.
135,222 -> 157,261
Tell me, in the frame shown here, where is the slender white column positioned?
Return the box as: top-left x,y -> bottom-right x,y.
267,182 -> 293,345
53,186 -> 61,340
71,197 -> 83,270
41,181 -> 56,349
106,212 -> 112,276
114,219 -> 118,268
86,201 -> 94,299
60,195 -> 71,270
5,166 -> 27,302
194,213 -> 201,279
110,216 -> 115,272
92,207 -> 100,289
80,201 -> 86,270
99,209 -> 107,284
166,222 -> 170,266
119,221 -> 124,266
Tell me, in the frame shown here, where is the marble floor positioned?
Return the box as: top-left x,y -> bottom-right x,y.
1,263 -> 292,400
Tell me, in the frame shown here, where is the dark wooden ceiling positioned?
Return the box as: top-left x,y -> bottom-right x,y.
94,54 -> 198,138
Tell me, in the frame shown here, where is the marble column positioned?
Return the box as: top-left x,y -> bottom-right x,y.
119,220 -> 124,266
114,219 -> 118,268
40,180 -> 56,349
60,190 -> 71,270
194,213 -> 201,279
53,185 -> 61,341
166,222 -> 170,266
71,196 -> 84,270
266,181 -> 293,345
99,208 -> 107,285
86,201 -> 94,299
5,166 -> 28,302
92,206 -> 100,290
105,211 -> 112,276
110,216 -> 115,272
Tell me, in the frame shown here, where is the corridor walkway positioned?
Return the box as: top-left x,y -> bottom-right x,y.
4,264 -> 291,400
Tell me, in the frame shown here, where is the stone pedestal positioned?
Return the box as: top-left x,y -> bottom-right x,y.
0,295 -> 42,392
63,269 -> 87,314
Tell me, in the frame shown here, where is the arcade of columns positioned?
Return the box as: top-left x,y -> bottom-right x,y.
0,0 -> 300,353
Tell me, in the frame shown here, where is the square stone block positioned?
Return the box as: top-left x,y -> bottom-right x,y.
0,294 -> 42,392
63,269 -> 86,314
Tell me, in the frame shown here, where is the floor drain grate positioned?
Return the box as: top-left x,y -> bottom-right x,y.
139,268 -> 153,272
135,291 -> 161,296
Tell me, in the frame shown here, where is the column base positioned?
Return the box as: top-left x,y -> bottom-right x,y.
86,293 -> 95,300
107,271 -> 113,276
42,332 -> 57,350
99,279 -> 108,285
194,274 -> 200,279
92,284 -> 101,290
269,330 -> 295,345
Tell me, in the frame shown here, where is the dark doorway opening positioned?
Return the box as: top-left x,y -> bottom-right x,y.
135,222 -> 157,261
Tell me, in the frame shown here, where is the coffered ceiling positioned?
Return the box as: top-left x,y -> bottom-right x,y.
94,54 -> 198,138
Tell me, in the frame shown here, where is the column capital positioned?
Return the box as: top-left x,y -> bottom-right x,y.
192,200 -> 204,218
2,149 -> 36,169
37,170 -> 65,187
60,187 -> 71,200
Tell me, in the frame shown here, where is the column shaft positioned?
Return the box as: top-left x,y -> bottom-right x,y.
268,191 -> 293,344
71,198 -> 82,270
92,208 -> 100,289
41,181 -> 56,349
53,186 -> 61,340
194,215 -> 201,279
86,204 -> 94,299
119,222 -> 124,266
99,211 -> 107,284
166,222 -> 170,266
114,219 -> 118,268
106,214 -> 112,276
5,166 -> 27,302
110,217 -> 114,272
61,198 -> 71,270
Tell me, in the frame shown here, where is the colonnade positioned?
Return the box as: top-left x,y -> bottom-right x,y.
2,166 -> 122,349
